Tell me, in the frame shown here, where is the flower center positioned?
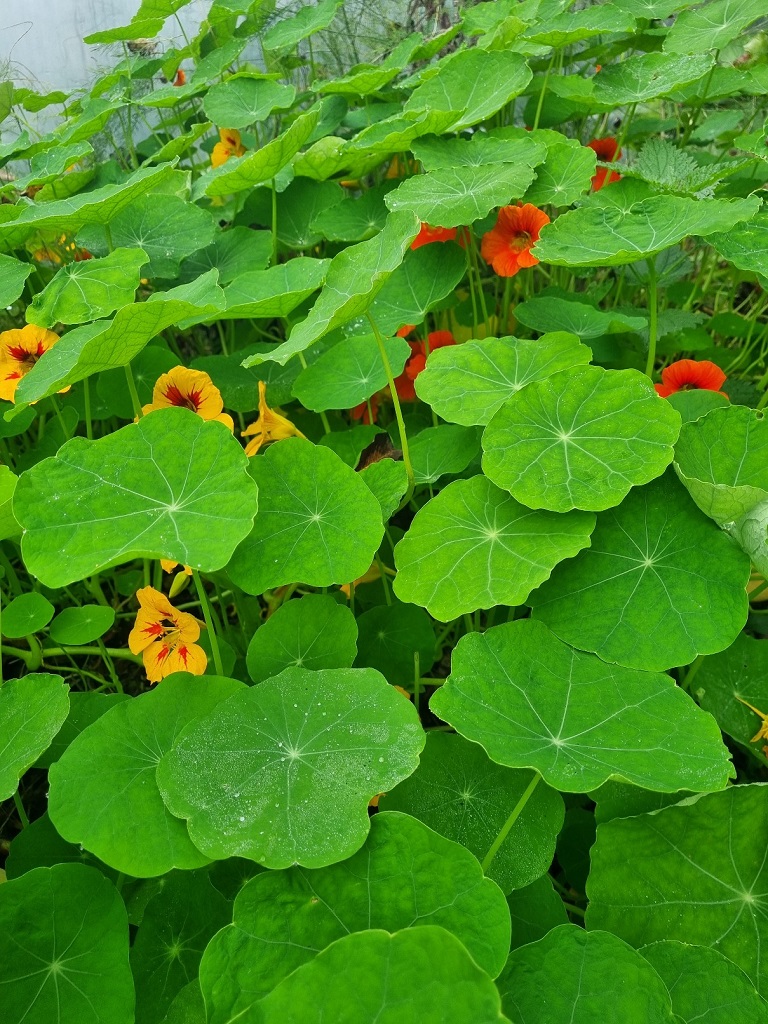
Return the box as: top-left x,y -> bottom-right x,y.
8,343 -> 45,364
510,230 -> 532,251
164,384 -> 202,411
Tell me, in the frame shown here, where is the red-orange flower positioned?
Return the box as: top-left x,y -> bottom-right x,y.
481,204 -> 550,278
142,366 -> 234,429
173,69 -> 186,86
350,393 -> 380,424
411,224 -> 458,250
0,325 -> 68,403
394,331 -> 456,401
655,359 -> 728,398
128,587 -> 207,684
396,324 -> 416,338
587,137 -> 621,191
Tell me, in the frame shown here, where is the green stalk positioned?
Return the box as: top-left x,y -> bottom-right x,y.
532,52 -> 556,132
481,772 -> 541,873
124,363 -> 143,419
13,790 -> 29,828
644,258 -> 659,379
366,313 -> 415,507
192,570 -> 224,677
83,377 -> 93,440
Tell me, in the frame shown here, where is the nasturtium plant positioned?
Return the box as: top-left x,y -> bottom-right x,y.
4,0 -> 768,1017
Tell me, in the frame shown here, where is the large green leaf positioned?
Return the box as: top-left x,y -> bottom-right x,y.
246,593 -> 358,683
2,592 -> 54,637
513,296 -> 646,339
310,183 -> 394,242
411,133 -> 546,171
84,0 -> 194,41
593,52 -> 714,105
178,226 -> 271,285
694,632 -> 768,753
525,3 -> 635,44
368,240 -> 467,335
256,927 -> 510,1023
262,0 -> 343,50
0,674 -> 69,801
507,876 -> 569,950
354,601 -> 436,682
200,812 -> 509,1022
0,163 -> 178,250
15,408 -> 258,587
497,926 -> 676,1024
0,463 -> 19,541
131,870 -> 231,1024
26,248 -> 148,328
243,211 -> 418,367
202,76 -> 296,128
156,666 -> 425,867
382,732 -> 564,894
430,618 -> 734,793
78,194 -> 215,278
228,437 -> 383,595
409,424 -> 481,484
0,864 -> 134,1024
195,109 -> 320,197
384,163 -> 535,228
345,109 -> 466,156
415,332 -> 591,426
482,365 -> 681,513
202,259 -> 329,323
586,784 -> 768,994
664,0 -> 766,54
529,473 -> 751,672
710,215 -> 768,277
641,941 -> 768,1024
524,141 -> 596,207
405,49 -> 532,132
292,334 -> 410,411
15,273 -> 225,404
393,475 -> 595,621
533,196 -> 760,268
48,675 -> 244,876
0,253 -> 32,307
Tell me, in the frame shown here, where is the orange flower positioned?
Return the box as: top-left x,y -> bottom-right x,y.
587,137 -> 621,191
396,324 -> 416,338
411,224 -> 458,250
212,128 -> 246,168
481,204 -> 550,278
241,380 -> 306,456
141,366 -> 234,429
173,69 -> 186,86
0,325 -> 68,403
350,392 -> 380,424
341,561 -> 382,598
161,560 -> 193,575
128,586 -> 207,684
654,359 -> 728,398
734,695 -> 768,744
394,331 -> 456,401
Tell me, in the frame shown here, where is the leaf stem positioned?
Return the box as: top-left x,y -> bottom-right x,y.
13,789 -> 29,828
481,771 -> 541,873
124,363 -> 143,419
644,258 -> 659,379
192,570 -> 224,677
366,313 -> 414,507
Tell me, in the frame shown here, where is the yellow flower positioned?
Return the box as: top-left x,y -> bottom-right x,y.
160,560 -> 193,575
212,128 -> 246,168
0,325 -> 69,403
735,695 -> 768,743
141,366 -> 234,430
128,586 -> 207,684
241,381 -> 305,456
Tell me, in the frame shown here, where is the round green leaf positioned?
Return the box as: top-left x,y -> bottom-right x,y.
246,593 -> 358,683
26,248 -> 147,328
667,389 -> 729,424
385,163 -> 536,228
592,52 -> 714,104
311,183 -> 393,242
203,76 -> 295,129
393,475 -> 595,621
513,296 -> 646,339
414,332 -> 592,427
2,591 -> 55,637
257,927 -> 510,1024
410,425 -> 481,484
35,691 -> 128,770
590,780 -> 692,825
0,253 -> 32,307
430,618 -> 734,793
694,632 -> 768,752
0,673 -> 69,801
15,407 -> 259,587
131,869 -> 231,1024
710,215 -> 768,278
156,666 -> 425,868
48,675 -> 245,877
586,784 -> 768,994
412,133 -> 546,172
642,941 -> 768,1024
382,732 -> 565,894
292,334 -> 410,411
497,925 -> 676,1024
526,4 -> 635,44
201,812 -> 510,1021
48,604 -> 116,645
179,226 -> 272,285
354,601 -> 436,683
529,473 -> 750,672
523,141 -> 597,208
507,876 -> 569,950
533,195 -> 760,268
405,49 -> 532,132
217,259 -> 329,321
228,438 -> 384,596
482,365 -> 681,512
5,811 -> 116,879
368,240 -> 467,335
160,982 -> 205,1024
0,863 -> 134,1024
263,0 -> 343,50
664,0 -> 766,55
